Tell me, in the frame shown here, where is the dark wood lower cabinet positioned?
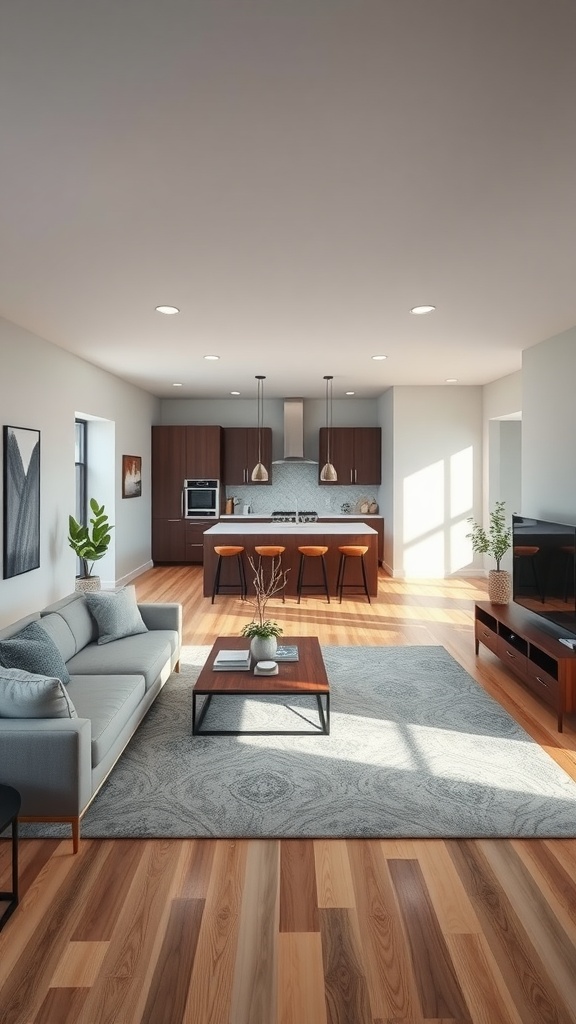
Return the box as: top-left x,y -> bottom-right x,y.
152,519 -> 186,563
153,518 -> 216,564
474,601 -> 576,731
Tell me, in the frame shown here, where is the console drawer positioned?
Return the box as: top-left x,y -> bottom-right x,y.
497,638 -> 527,680
525,663 -> 560,707
475,623 -> 498,655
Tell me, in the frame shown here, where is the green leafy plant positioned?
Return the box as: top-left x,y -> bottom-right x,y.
466,500 -> 511,571
240,553 -> 289,639
68,498 -> 114,578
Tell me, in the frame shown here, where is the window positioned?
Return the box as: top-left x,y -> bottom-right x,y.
75,419 -> 87,527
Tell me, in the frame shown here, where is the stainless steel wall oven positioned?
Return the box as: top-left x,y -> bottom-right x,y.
183,479 -> 220,517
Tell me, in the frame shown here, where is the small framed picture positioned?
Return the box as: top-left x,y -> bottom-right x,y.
122,455 -> 142,498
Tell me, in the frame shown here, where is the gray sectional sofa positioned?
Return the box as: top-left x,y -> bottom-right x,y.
0,589 -> 182,851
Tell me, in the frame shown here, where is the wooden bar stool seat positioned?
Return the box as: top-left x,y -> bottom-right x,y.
336,545 -> 371,603
211,545 -> 247,603
297,546 -> 330,603
254,545 -> 286,602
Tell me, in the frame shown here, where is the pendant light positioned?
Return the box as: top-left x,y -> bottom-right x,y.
251,375 -> 269,482
320,375 -> 338,482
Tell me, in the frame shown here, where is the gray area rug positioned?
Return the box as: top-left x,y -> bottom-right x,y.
20,645 -> 576,840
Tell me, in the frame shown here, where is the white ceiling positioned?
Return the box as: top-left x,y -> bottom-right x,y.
1,0 -> 575,400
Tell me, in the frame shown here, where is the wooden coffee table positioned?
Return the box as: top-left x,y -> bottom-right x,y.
192,635 -> 330,736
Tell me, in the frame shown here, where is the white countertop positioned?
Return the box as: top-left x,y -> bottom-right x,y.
219,513 -> 382,520
205,521 -> 377,536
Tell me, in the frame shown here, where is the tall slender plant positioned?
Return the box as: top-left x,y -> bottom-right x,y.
466,500 -> 511,570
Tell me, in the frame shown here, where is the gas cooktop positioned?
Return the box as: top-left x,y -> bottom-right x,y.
271,511 -> 318,522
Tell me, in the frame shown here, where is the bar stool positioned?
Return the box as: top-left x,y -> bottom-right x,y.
336,545 -> 371,603
297,546 -> 330,603
0,783 -> 21,931
211,546 -> 247,603
254,545 -> 286,602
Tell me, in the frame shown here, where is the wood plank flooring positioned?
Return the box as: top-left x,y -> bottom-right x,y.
1,566 -> 576,1024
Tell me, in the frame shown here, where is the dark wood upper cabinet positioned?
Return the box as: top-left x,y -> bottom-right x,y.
223,427 -> 272,485
185,425 -> 223,479
318,426 -> 381,485
152,426 -> 186,518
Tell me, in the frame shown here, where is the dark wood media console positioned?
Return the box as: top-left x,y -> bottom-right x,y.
474,601 -> 576,732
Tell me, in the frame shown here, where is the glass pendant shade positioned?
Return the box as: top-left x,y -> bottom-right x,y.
320,375 -> 337,482
251,375 -> 269,482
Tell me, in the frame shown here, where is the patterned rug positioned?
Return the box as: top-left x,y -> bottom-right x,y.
19,645 -> 576,840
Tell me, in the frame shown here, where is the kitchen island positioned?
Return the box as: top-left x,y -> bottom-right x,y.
203,521 -> 378,598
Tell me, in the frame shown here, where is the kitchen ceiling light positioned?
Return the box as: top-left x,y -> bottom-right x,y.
445,378 -> 458,383
410,305 -> 436,314
230,390 -> 240,396
155,305 -> 180,314
371,354 -> 387,361
203,354 -> 220,360
345,391 -> 355,396
251,375 -> 269,482
320,375 -> 338,482
172,382 -> 183,387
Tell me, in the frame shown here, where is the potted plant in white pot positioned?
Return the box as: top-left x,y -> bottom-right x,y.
241,553 -> 289,660
68,498 -> 114,592
466,499 -> 512,604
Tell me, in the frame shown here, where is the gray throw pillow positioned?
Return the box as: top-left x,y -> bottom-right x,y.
0,619 -> 71,684
0,667 -> 77,719
85,587 -> 148,645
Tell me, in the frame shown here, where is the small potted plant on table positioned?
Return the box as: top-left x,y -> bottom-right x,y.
241,553 -> 289,660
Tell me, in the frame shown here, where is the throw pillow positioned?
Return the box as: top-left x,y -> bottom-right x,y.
0,620 -> 71,684
0,667 -> 77,719
85,587 -> 148,645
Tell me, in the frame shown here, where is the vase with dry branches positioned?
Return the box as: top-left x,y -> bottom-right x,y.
241,553 -> 290,660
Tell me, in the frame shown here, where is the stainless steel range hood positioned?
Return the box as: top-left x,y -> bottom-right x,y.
272,398 -> 318,464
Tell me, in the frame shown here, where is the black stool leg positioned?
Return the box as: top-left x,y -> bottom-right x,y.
321,554 -> 330,603
336,553 -> 345,601
360,555 -> 371,603
238,553 -> 247,599
297,554 -> 305,604
211,555 -> 223,603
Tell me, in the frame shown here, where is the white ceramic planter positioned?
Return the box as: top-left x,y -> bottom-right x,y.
249,635 -> 278,661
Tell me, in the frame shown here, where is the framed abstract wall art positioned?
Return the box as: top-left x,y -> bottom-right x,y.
3,424 -> 41,579
122,454 -> 142,498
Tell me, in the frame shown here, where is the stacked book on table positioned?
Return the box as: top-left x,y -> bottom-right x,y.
212,648 -> 251,672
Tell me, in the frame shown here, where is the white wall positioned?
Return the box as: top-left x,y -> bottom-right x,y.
522,328 -> 576,524
0,318 -> 159,627
387,386 -> 483,578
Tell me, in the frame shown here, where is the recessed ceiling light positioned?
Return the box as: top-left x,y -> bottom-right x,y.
155,305 -> 180,315
172,382 -> 183,387
203,354 -> 220,361
371,354 -> 387,361
230,391 -> 240,396
410,304 -> 436,315
445,378 -> 458,384
345,391 -> 355,396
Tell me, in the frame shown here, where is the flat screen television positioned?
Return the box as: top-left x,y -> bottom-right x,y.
512,515 -> 576,639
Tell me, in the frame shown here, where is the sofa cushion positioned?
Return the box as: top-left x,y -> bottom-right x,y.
0,667 -> 78,719
38,612 -> 77,664
66,631 -> 174,691
42,594 -> 96,653
85,587 -> 148,645
66,674 -> 146,766
0,620 -> 71,684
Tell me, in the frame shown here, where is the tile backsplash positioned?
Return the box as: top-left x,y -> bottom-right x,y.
224,461 -> 379,514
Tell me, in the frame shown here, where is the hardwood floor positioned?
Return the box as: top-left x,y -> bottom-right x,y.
1,566 -> 576,1024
